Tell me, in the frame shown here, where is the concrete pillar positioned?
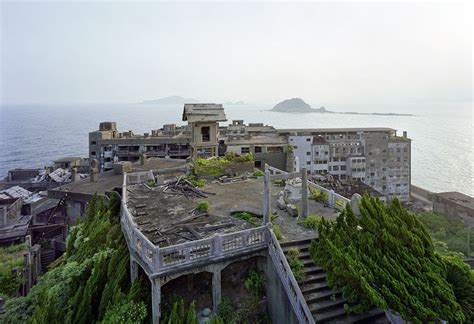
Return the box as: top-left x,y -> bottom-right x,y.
140,153 -> 147,165
151,278 -> 161,324
301,168 -> 309,218
130,256 -> 138,282
329,190 -> 335,207
263,168 -> 271,225
212,270 -> 222,312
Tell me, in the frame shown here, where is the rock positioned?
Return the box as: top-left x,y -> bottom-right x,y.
202,308 -> 212,317
277,196 -> 286,210
286,204 -> 298,217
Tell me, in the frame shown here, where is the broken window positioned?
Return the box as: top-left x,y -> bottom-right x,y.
254,146 -> 262,153
241,147 -> 250,154
201,127 -> 210,142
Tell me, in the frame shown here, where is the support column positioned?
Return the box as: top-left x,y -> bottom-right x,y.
301,167 -> 309,218
130,256 -> 138,282
263,167 -> 271,225
151,278 -> 161,324
212,270 -> 222,312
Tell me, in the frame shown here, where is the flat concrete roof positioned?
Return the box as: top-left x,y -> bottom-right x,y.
54,157 -> 82,163
48,158 -> 189,201
182,103 -> 227,123
433,192 -> 474,210
278,127 -> 396,134
126,178 -> 265,247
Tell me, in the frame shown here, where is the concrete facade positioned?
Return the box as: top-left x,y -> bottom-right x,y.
285,128 -> 411,202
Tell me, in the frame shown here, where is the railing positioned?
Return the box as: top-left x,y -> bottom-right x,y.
121,172 -> 268,275
157,227 -> 267,272
266,165 -> 350,211
121,170 -> 317,323
268,230 -> 315,324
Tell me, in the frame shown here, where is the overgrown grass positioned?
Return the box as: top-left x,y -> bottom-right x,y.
417,212 -> 473,257
272,224 -> 283,240
193,153 -> 253,178
0,243 -> 28,297
231,212 -> 259,226
298,214 -> 323,230
196,200 -> 209,213
286,248 -> 305,282
252,169 -> 264,177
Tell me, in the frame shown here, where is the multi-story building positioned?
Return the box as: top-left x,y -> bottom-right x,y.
88,104 -> 411,201
280,128 -> 411,202
89,122 -> 191,172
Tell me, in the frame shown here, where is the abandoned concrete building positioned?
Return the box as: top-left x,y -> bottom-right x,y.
121,161 -> 390,323
430,191 -> 474,226
90,104 -> 411,202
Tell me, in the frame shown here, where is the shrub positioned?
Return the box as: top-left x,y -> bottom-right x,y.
186,176 -> 205,188
146,179 -> 156,187
286,248 -> 305,282
274,179 -> 286,187
310,195 -> 467,322
309,187 -> 321,200
196,200 -> 209,213
298,214 -> 322,230
335,198 -> 344,207
287,144 -> 294,153
272,224 -> 283,240
232,212 -> 259,226
253,169 -> 264,177
244,270 -> 266,297
224,151 -> 236,161
319,191 -> 329,203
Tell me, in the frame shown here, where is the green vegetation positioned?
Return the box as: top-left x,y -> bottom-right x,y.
310,187 -> 329,203
272,224 -> 283,240
196,200 -> 209,213
286,248 -> 305,282
310,194 -> 473,323
186,175 -> 205,188
298,214 -> 323,230
0,243 -> 28,297
146,179 -> 156,187
273,179 -> 286,187
244,270 -> 266,298
161,297 -> 198,324
417,211 -> 473,257
193,154 -> 253,178
252,169 -> 264,177
0,193 -> 150,324
231,211 -> 259,226
335,198 -> 344,208
287,144 -> 294,154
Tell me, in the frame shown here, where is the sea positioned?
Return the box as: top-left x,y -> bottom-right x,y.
0,103 -> 472,196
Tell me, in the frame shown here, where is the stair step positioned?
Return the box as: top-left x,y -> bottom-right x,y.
304,289 -> 341,304
347,308 -> 388,323
279,238 -> 313,248
304,266 -> 325,275
310,296 -> 347,314
313,307 -> 348,323
301,280 -> 329,294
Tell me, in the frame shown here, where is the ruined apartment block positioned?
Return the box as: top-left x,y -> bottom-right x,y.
89,104 -> 411,201
284,128 -> 411,202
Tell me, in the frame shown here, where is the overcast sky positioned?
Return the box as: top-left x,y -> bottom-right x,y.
0,1 -> 472,107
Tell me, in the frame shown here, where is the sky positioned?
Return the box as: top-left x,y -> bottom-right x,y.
0,1 -> 472,108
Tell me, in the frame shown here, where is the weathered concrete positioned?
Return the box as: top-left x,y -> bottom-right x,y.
265,255 -> 299,324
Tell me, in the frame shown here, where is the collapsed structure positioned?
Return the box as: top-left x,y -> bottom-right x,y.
89,104 -> 411,202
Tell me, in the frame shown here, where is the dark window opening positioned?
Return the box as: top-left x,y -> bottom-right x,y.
254,146 -> 262,153
201,126 -> 210,142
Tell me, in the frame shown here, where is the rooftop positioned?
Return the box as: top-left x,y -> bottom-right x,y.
48,158 -> 189,201
182,103 -> 227,123
54,156 -> 82,163
432,191 -> 474,210
126,178 -> 265,247
278,127 -> 397,134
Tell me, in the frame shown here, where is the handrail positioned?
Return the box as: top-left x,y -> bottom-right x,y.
268,229 -> 315,324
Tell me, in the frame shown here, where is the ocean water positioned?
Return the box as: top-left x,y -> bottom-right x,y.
0,103 -> 472,196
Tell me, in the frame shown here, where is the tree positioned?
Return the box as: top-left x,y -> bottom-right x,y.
310,195 -> 468,323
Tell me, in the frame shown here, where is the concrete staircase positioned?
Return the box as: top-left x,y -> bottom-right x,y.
40,249 -> 56,273
281,239 -> 389,323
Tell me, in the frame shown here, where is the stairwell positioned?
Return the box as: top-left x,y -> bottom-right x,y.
40,249 -> 56,273
281,238 -> 389,324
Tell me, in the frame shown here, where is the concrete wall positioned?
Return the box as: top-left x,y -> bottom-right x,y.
265,255 -> 299,324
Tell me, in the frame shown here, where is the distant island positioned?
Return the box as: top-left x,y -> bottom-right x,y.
225,100 -> 246,105
271,97 -> 414,116
271,98 -> 330,113
141,96 -> 198,105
